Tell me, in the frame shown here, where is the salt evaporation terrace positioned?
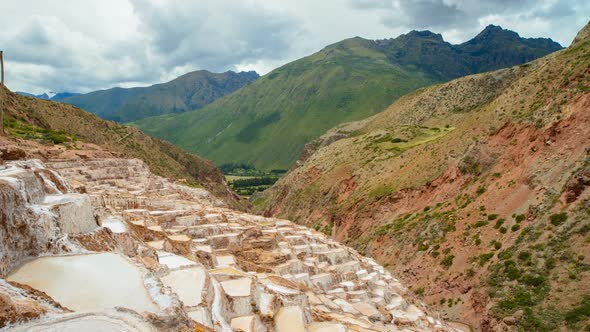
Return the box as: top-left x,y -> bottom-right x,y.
0,158 -> 458,331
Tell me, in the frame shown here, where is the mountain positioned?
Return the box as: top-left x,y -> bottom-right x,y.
1,85 -> 245,210
61,70 -> 259,122
16,91 -> 80,101
133,25 -> 562,171
255,22 -> 590,331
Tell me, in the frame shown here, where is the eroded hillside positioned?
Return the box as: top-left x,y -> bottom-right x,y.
258,22 -> 590,331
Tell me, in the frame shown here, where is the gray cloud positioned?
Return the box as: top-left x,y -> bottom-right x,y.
0,0 -> 587,94
131,0 -> 303,72
352,0 -> 587,43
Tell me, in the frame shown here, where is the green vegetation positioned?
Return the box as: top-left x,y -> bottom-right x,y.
414,287 -> 425,296
478,252 -> 495,266
474,220 -> 489,228
222,164 -> 286,197
550,212 -> 568,226
565,296 -> 590,326
228,176 -> 279,196
441,254 -> 455,269
135,37 -> 437,170
3,116 -> 74,144
370,126 -> 455,154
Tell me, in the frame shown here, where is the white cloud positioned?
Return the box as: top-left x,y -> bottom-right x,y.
0,0 -> 587,94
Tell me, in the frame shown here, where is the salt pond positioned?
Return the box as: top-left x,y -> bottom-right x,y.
275,306 -> 306,332
7,253 -> 157,313
161,266 -> 206,306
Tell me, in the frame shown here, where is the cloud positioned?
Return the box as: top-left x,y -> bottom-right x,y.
0,0 -> 587,94
350,0 -> 588,44
130,0 -> 304,74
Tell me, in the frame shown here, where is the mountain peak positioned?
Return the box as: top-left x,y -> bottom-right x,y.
472,24 -> 518,41
405,30 -> 445,42
571,20 -> 590,47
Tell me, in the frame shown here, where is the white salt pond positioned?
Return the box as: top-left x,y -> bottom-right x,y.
275,306 -> 305,332
157,251 -> 195,269
10,311 -> 157,332
220,277 -> 252,297
161,266 -> 206,306
7,253 -> 157,313
308,322 -> 347,332
100,216 -> 128,233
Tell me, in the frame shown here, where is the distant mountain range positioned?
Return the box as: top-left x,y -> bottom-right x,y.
133,25 -> 562,171
60,70 -> 259,122
16,91 -> 80,102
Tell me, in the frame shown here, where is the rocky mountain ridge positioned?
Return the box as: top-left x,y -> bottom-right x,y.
62,70 -> 259,122
15,91 -> 80,102
133,25 -> 562,171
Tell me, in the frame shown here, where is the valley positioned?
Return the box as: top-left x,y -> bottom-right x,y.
0,6 -> 587,331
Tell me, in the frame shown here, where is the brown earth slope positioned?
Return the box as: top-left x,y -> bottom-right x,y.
0,86 -> 245,210
258,21 -> 590,331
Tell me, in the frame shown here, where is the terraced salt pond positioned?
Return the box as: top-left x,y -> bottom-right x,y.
10,312 -> 157,332
7,253 -> 157,313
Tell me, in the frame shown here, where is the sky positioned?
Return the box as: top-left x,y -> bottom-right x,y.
1,0 -> 588,94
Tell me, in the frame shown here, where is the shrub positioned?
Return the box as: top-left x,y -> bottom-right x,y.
479,253 -> 495,266
518,251 -> 532,261
504,260 -> 522,280
492,240 -> 502,250
521,273 -> 547,287
549,212 -> 568,226
565,296 -> 590,325
515,214 -> 526,223
475,220 -> 489,228
544,256 -> 556,270
494,219 -> 505,229
414,287 -> 425,296
499,226 -> 508,234
441,255 -> 455,269
488,214 -> 499,221
511,224 -> 521,232
476,186 -> 486,195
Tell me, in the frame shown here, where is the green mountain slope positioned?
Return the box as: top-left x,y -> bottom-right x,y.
62,70 -> 259,122
134,25 -> 562,171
